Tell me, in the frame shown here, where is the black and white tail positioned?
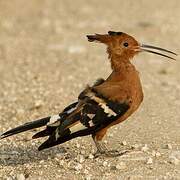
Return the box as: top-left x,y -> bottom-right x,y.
0,102 -> 79,150
0,117 -> 51,139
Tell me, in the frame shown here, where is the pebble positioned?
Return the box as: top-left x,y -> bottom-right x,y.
152,150 -> 161,157
115,162 -> 126,170
85,175 -> 92,180
40,160 -> 45,164
11,151 -> 20,155
84,169 -> 89,174
155,152 -> 161,157
141,144 -> 149,152
151,151 -> 156,156
80,150 -> 86,155
59,160 -> 65,166
76,143 -> 81,148
34,100 -> 44,109
121,141 -> 127,146
131,144 -> 140,149
6,177 -> 13,180
74,163 -> 83,171
166,144 -> 173,150
102,161 -> 108,167
77,155 -> 85,163
169,151 -> 180,165
169,157 -> 179,165
88,154 -> 94,159
146,157 -> 153,164
169,151 -> 180,159
16,174 -> 25,180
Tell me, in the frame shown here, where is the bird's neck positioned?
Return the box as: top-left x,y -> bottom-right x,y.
110,55 -> 135,73
104,55 -> 140,84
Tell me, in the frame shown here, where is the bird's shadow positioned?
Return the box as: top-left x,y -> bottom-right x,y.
0,143 -> 72,167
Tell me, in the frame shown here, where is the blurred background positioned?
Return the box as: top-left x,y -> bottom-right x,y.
0,0 -> 179,179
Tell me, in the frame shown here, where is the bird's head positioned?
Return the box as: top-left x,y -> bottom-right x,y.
87,31 -> 177,62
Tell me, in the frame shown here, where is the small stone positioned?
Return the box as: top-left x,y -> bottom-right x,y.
84,169 -> 89,174
11,151 -> 19,155
155,152 -> 161,157
152,151 -> 161,157
16,174 -> 25,180
170,151 -> 180,159
34,100 -> 44,109
88,154 -> 94,159
121,141 -> 127,146
103,161 -> 108,167
166,144 -> 172,150
80,150 -> 86,155
59,160 -> 64,166
169,151 -> 180,165
76,143 -> 80,148
131,144 -> 140,149
39,160 -> 45,164
146,157 -> 153,164
85,175 -> 92,180
116,162 -> 126,170
152,150 -> 156,157
141,144 -> 149,152
77,155 -> 85,163
5,177 -> 13,180
74,163 -> 83,171
169,157 -> 179,165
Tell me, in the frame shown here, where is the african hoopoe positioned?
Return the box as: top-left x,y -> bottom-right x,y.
0,31 -> 177,157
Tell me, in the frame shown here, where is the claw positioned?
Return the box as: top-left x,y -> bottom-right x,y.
92,135 -> 130,158
104,149 -> 129,157
94,149 -> 130,158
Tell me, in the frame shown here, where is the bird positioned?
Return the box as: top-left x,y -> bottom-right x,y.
0,31 -> 177,157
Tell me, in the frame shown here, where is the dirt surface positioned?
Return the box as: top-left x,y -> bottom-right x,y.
0,0 -> 180,179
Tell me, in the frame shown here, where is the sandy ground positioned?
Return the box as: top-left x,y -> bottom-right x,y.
0,0 -> 180,179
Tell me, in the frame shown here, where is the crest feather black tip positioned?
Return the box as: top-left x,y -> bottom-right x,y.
108,31 -> 123,36
86,35 -> 99,42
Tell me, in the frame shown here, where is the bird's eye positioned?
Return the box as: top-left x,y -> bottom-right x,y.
123,42 -> 129,47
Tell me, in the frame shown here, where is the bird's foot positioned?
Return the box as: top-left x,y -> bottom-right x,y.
92,136 -> 130,158
94,149 -> 129,158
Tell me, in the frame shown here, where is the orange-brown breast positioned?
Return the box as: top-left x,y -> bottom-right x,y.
94,63 -> 143,130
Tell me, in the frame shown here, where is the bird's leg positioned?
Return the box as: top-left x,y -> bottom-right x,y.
93,136 -> 109,155
92,134 -> 129,157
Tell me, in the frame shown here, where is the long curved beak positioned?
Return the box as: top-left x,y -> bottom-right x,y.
140,44 -> 178,60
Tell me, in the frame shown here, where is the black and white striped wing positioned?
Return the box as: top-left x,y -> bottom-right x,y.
38,87 -> 129,150
67,88 -> 130,135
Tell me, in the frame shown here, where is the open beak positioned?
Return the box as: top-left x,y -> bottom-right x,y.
139,44 -> 177,60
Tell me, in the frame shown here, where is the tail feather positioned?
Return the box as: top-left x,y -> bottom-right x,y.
38,126 -> 94,151
32,126 -> 56,139
0,117 -> 50,139
32,129 -> 50,139
38,134 -> 73,151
